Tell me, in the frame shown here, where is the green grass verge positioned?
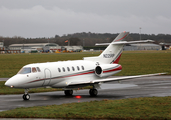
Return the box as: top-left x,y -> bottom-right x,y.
0,96 -> 171,119
0,51 -> 171,119
0,51 -> 170,78
0,51 -> 171,77
118,50 -> 171,75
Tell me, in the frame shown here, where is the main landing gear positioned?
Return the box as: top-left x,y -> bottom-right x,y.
23,89 -> 30,100
64,90 -> 73,96
64,89 -> 98,97
89,89 -> 98,96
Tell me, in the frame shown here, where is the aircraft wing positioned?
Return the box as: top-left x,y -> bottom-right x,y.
68,73 -> 166,86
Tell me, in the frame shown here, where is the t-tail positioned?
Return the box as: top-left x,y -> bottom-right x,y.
84,31 -> 129,64
84,31 -> 154,64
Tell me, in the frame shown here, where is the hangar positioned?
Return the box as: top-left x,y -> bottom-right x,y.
8,43 -> 83,53
62,46 -> 83,52
124,43 -> 161,51
9,43 -> 61,53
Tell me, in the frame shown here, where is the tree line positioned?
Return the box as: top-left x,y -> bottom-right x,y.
0,32 -> 171,47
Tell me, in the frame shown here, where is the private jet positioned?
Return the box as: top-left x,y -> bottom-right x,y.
5,31 -> 164,100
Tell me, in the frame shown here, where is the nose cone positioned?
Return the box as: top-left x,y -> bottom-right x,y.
5,78 -> 15,88
5,75 -> 24,88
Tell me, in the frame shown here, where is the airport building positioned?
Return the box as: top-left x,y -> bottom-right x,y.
9,43 -> 61,53
0,42 -> 5,53
62,46 -> 83,52
0,42 -> 3,48
123,43 -> 161,51
8,43 -> 83,53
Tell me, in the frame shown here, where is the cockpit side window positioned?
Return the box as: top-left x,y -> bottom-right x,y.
32,67 -> 37,73
18,67 -> 31,74
36,67 -> 41,72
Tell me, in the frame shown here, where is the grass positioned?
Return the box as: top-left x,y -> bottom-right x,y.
0,51 -> 171,119
118,50 -> 171,75
0,51 -> 170,78
0,96 -> 171,119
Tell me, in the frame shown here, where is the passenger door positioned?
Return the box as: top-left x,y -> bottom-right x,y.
43,68 -> 51,86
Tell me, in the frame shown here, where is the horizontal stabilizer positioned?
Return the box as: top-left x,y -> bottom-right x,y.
96,40 -> 154,46
111,40 -> 154,45
95,43 -> 110,46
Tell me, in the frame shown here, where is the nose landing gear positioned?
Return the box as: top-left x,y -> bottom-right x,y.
23,89 -> 30,100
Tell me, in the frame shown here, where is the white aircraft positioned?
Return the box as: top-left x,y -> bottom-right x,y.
5,31 -> 164,100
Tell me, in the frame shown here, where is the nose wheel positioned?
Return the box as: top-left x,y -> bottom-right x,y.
23,89 -> 30,100
23,94 -> 30,100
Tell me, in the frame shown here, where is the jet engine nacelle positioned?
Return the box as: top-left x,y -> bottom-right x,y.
94,64 -> 122,78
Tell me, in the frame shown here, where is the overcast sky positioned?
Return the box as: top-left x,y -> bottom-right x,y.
0,0 -> 171,38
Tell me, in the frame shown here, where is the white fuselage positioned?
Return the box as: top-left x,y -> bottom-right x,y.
5,60 -> 122,89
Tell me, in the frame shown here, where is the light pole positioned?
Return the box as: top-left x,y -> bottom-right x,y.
139,27 -> 142,40
23,39 -> 24,49
2,39 -> 4,50
48,39 -> 49,52
82,39 -> 85,47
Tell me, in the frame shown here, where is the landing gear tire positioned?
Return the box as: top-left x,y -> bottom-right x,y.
89,89 -> 98,97
23,94 -> 30,100
64,90 -> 73,96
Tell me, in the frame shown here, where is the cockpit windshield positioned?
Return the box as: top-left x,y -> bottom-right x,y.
18,67 -> 31,74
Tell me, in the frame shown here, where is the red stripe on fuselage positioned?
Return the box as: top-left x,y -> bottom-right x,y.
60,71 -> 94,78
103,65 -> 122,73
26,70 -> 95,84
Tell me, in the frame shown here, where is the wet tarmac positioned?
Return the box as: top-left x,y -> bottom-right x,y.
0,75 -> 171,111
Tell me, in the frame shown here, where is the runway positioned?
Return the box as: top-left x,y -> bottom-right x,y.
0,76 -> 171,111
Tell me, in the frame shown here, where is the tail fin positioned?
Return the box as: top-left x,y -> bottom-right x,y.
84,31 -> 129,64
84,31 -> 154,64
113,31 -> 129,42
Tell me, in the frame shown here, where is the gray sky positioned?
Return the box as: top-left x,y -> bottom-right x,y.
0,0 -> 171,38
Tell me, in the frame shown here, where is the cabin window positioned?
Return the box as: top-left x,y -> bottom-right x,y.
58,68 -> 61,72
72,66 -> 75,71
32,67 -> 37,73
67,67 -> 70,71
18,67 -> 31,74
62,67 -> 65,72
77,66 -> 80,71
37,67 -> 41,72
81,66 -> 84,70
